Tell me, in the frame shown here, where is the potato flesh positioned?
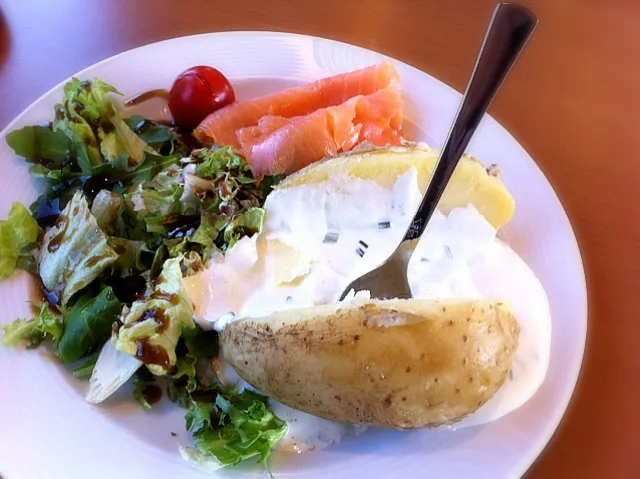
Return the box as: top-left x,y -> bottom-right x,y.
276,144 -> 515,230
221,299 -> 520,428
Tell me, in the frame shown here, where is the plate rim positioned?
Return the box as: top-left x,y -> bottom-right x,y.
0,30 -> 588,478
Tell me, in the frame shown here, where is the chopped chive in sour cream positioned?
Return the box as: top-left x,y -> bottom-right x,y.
355,239 -> 369,258
323,232 -> 339,244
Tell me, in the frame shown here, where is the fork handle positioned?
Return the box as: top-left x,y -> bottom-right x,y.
402,3 -> 537,242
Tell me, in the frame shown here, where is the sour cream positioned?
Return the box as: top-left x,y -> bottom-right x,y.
184,168 -> 551,450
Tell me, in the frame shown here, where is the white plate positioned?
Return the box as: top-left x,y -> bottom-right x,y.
0,32 -> 587,479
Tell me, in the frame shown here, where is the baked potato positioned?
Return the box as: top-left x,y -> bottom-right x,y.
277,143 -> 515,230
221,298 -> 520,428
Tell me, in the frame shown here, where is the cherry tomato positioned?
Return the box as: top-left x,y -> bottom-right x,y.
168,66 -> 236,129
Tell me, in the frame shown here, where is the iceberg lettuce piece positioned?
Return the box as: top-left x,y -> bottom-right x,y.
124,164 -> 184,220
91,190 -> 123,235
223,207 -> 265,250
39,191 -> 118,305
86,339 -> 142,404
113,257 -> 194,375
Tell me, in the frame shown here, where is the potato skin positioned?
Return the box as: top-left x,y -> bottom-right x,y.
221,299 -> 519,428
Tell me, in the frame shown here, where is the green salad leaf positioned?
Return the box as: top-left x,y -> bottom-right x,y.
180,170 -> 216,216
1,303 -> 63,348
165,324 -> 219,411
57,286 -> 122,363
6,123 -> 87,183
0,203 -> 40,280
127,153 -> 183,184
181,250 -> 208,276
144,216 -> 169,236
39,191 -> 119,305
167,325 -> 219,396
125,115 -> 174,153
28,164 -> 81,183
29,183 -> 77,231
189,216 -> 224,249
133,369 -> 157,411
124,164 -> 184,220
110,114 -> 156,167
168,378 -> 194,409
193,146 -> 249,179
183,324 -> 219,358
72,351 -> 100,379
6,126 -> 70,164
183,389 -> 287,470
259,174 -> 285,197
8,202 -> 39,246
0,219 -> 20,280
54,79 -> 114,168
223,207 -> 264,250
54,78 -> 154,167
15,244 -> 40,276
172,352 -> 199,393
108,238 -> 152,276
185,399 -> 217,432
91,190 -> 124,235
114,257 -> 194,375
149,244 -> 168,279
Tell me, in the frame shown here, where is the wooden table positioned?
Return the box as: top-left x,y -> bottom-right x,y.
1,0 -> 638,476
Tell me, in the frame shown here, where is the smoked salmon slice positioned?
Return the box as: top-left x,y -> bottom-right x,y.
194,61 -> 400,149
236,102 -> 360,177
237,86 -> 403,177
353,86 -> 403,146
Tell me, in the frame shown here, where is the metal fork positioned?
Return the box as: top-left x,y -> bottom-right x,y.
338,3 -> 537,301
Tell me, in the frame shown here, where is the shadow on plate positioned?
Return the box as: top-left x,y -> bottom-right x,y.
55,366 -> 192,454
268,423 -> 483,473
